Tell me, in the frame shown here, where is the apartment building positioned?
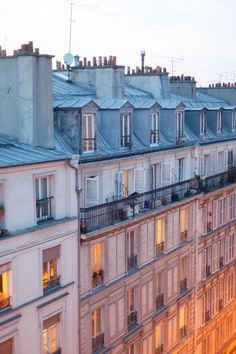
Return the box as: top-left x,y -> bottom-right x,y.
0,44 -> 79,354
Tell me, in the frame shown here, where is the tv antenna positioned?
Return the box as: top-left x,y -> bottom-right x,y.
152,55 -> 184,76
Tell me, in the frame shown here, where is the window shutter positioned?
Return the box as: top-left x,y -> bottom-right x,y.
167,269 -> 172,298
199,156 -> 204,176
210,153 -> 214,176
173,266 -> 178,295
134,168 -> 145,193
117,171 -> 123,197
148,280 -> 153,312
224,151 -> 228,171
213,200 -> 218,229
166,213 -> 173,250
202,249 -> 206,280
86,177 -> 98,206
0,339 -> 13,354
214,152 -> 218,174
118,298 -> 125,332
161,163 -> 171,186
109,303 -> 116,338
43,246 -> 60,263
173,211 -> 179,247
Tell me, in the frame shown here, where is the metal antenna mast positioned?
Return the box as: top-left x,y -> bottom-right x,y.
68,3 -> 73,53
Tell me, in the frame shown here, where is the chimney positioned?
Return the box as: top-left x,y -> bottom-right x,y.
141,51 -> 145,72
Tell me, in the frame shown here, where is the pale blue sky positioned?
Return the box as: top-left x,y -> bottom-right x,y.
1,0 -> 236,86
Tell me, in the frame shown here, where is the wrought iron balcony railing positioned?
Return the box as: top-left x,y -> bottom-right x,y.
206,265 -> 211,278
83,137 -> 96,152
155,344 -> 164,354
92,332 -> 104,352
127,310 -> 137,328
181,230 -> 187,242
80,168 -> 236,233
180,278 -> 187,293
43,276 -> 60,291
207,221 -> 212,232
156,242 -> 165,256
205,310 -> 210,323
91,270 -> 104,288
36,196 -> 53,223
219,256 -> 224,268
127,254 -> 138,271
150,130 -> 159,144
0,296 -> 11,311
156,293 -> 164,309
179,325 -> 187,338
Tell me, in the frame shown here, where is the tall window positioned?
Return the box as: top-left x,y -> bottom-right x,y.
91,243 -> 103,287
0,263 -> 11,310
85,176 -> 98,207
217,111 -> 222,133
150,112 -> 159,144
200,112 -> 206,135
121,113 -> 131,147
92,307 -> 104,351
35,176 -> 53,222
127,231 -> 137,270
180,208 -> 187,241
0,339 -> 13,354
156,219 -> 165,255
127,287 -> 137,327
155,323 -> 163,351
43,314 -> 60,354
179,305 -> 187,338
230,193 -> 236,220
176,111 -> 184,140
82,113 -> 96,152
180,256 -> 188,291
232,111 -> 236,132
228,150 -> 234,170
156,271 -> 165,308
43,246 -> 60,291
178,158 -> 185,182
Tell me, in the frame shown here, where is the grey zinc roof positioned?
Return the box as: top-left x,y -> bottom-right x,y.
53,73 -> 95,97
0,134 -> 69,168
54,97 -> 95,109
125,85 -> 153,98
94,99 -> 132,109
128,98 -> 158,109
158,99 -> 184,109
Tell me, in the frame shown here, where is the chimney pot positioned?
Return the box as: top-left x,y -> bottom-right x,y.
103,56 -> 107,65
34,48 -> 39,54
132,69 -> 135,74
163,67 -> 166,73
83,57 -> 87,66
93,57 -> 97,66
127,66 -> 130,74
113,56 -> 116,66
108,55 -> 113,65
2,49 -> 6,56
28,41 -> 33,52
98,56 -> 102,66
88,61 -> 91,67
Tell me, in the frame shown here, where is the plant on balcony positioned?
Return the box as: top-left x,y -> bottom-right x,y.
161,197 -> 168,206
171,192 -> 179,201
0,205 -> 4,217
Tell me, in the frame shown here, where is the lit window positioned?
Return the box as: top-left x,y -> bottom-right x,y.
121,113 -> 132,147
180,208 -> 187,241
150,112 -> 159,145
0,263 -> 11,310
0,338 -> 13,354
43,314 -> 60,354
127,287 -> 137,327
176,111 -> 184,140
156,219 -> 165,255
43,246 -> 60,291
82,113 -> 96,152
179,305 -> 187,338
92,308 -> 104,351
155,323 -> 163,351
200,111 -> 206,135
35,176 -> 53,222
91,243 -> 103,288
217,111 -> 222,133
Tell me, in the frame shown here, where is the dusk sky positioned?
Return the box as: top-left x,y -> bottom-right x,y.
1,0 -> 236,86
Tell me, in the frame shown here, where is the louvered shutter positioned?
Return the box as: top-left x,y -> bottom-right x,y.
148,280 -> 153,311
117,232 -> 126,276
199,156 -> 204,176
173,210 -> 179,247
210,153 -> 214,175
167,269 -> 172,298
214,152 -> 218,174
166,213 -> 173,250
213,200 -> 218,229
118,298 -> 125,332
86,177 -> 98,206
224,151 -> 228,171
109,303 -> 116,338
134,168 -> 145,193
117,171 -> 123,197
173,266 -> 178,295
161,163 -> 171,186
202,249 -> 206,280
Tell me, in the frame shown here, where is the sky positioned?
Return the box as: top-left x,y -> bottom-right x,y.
1,0 -> 236,86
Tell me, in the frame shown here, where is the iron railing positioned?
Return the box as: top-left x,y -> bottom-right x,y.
121,135 -> 132,147
156,242 -> 165,256
155,344 -> 164,354
150,130 -> 159,144
179,325 -> 187,338
180,278 -> 187,293
181,230 -> 187,242
0,296 -> 11,310
127,254 -> 138,271
156,293 -> 164,309
36,196 -> 53,223
80,168 -> 236,233
127,310 -> 137,328
219,256 -> 224,268
43,276 -> 60,291
207,221 -> 212,232
91,270 -> 104,288
92,332 -> 104,352
83,138 -> 96,152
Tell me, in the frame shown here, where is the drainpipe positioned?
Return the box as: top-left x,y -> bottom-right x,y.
67,158 -> 82,354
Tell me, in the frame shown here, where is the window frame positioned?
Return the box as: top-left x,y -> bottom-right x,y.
150,112 -> 160,145
120,113 -> 132,147
82,113 -> 96,153
217,111 -> 222,133
200,111 -> 206,135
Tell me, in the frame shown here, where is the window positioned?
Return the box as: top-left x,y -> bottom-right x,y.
91,243 -> 103,288
85,176 -> 98,207
180,208 -> 187,241
176,111 -> 184,140
43,315 -> 60,354
156,271 -> 165,308
82,113 -> 96,152
92,307 -> 104,351
155,323 -> 163,351
35,176 -> 53,222
230,193 -> 236,220
178,158 -> 185,182
127,231 -> 137,270
180,256 -> 188,292
150,112 -> 159,144
218,197 -> 227,226
127,287 -> 137,327
0,339 -> 13,354
117,169 -> 133,197
128,343 -> 138,354
156,218 -> 165,255
228,150 -> 234,170
179,305 -> 187,338
232,111 -> 236,131
0,183 -> 4,231
168,315 -> 177,347
200,111 -> 206,135
0,263 -> 11,310
43,246 -> 60,291
121,113 -> 131,147
217,111 -> 222,133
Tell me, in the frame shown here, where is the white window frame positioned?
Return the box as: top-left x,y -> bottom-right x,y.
82,113 -> 95,153
200,112 -> 206,135
176,111 -> 184,139
217,111 -> 222,133
121,113 -> 131,147
150,112 -> 159,145
232,111 -> 236,132
85,176 -> 98,207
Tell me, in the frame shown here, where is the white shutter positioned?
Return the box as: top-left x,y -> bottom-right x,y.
140,224 -> 148,265
224,151 -> 228,171
210,153 -> 214,176
134,168 -> 145,193
161,163 -> 171,186
107,236 -> 117,280
212,243 -> 217,273
86,176 -> 98,206
199,156 -> 204,176
109,303 -> 116,338
117,171 -> 123,197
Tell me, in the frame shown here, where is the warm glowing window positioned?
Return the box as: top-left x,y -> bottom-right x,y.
43,247 -> 60,290
0,263 -> 10,302
179,305 -> 187,329
180,208 -> 187,233
156,219 -> 165,245
92,307 -> 101,337
43,314 -> 60,354
91,243 -> 102,274
155,323 -> 163,348
127,287 -> 136,313
82,113 -> 96,152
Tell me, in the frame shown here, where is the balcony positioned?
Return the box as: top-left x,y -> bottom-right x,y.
156,242 -> 164,256
219,256 -> 224,268
127,310 -> 137,328
80,168 -> 236,233
179,325 -> 187,338
205,310 -> 210,323
155,344 -> 164,354
150,130 -> 159,145
180,278 -> 187,293
91,270 -> 104,288
156,293 -> 164,309
36,196 -> 53,223
43,275 -> 60,292
121,135 -> 132,148
83,137 -> 96,152
181,230 -> 187,242
207,222 -> 212,232
219,299 -> 223,311
0,296 -> 11,311
206,265 -> 211,278
92,332 -> 104,352
52,349 -> 61,354
127,254 -> 137,271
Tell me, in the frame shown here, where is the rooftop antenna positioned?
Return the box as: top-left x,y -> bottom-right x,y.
68,2 -> 73,53
152,55 -> 184,76
141,51 -> 145,72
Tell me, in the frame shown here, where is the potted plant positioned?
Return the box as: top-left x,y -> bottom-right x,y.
0,205 -> 4,218
171,192 -> 179,202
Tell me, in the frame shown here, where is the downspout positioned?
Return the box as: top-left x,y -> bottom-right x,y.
67,158 -> 82,354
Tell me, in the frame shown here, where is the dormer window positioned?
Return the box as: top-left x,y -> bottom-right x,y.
150,112 -> 159,145
121,113 -> 131,147
82,113 -> 96,152
232,111 -> 236,132
217,111 -> 222,133
176,111 -> 184,140
200,112 -> 206,135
